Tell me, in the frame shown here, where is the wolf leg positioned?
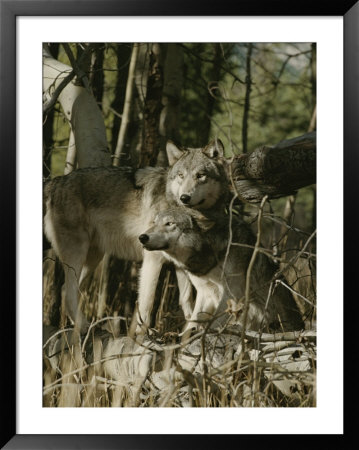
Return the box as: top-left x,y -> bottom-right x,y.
179,292 -> 206,342
60,235 -> 90,333
182,292 -> 207,333
136,251 -> 166,333
181,281 -> 220,337
79,244 -> 104,287
175,269 -> 193,319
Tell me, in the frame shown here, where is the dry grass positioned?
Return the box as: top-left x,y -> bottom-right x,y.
43,202 -> 316,408
42,321 -> 316,407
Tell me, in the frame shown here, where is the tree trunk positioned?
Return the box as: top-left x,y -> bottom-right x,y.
113,43 -> 139,167
110,44 -> 132,155
71,91 -> 111,167
201,43 -> 222,145
310,43 -> 317,114
139,43 -> 164,167
158,43 -> 184,166
127,43 -> 151,167
89,43 -> 105,108
64,130 -> 76,175
242,43 -> 253,154
43,44 -> 59,180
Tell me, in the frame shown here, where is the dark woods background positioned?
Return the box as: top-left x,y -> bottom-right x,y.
43,42 -> 316,335
44,43 -> 316,172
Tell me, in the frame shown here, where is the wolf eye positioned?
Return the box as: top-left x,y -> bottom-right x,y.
196,173 -> 206,180
165,222 -> 175,227
177,172 -> 184,179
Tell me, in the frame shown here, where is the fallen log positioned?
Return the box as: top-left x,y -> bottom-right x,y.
228,131 -> 316,203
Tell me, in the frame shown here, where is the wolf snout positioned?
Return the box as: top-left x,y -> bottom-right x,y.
180,194 -> 191,204
139,234 -> 149,244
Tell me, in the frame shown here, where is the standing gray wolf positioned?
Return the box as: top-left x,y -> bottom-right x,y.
139,207 -> 304,333
44,140 -> 228,332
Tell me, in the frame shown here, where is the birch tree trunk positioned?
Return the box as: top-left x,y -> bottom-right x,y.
43,44 -> 59,180
64,130 -> 76,175
71,91 -> 111,167
42,45 -> 111,170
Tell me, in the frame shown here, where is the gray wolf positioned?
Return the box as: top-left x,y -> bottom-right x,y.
44,140 -> 228,332
139,207 -> 304,333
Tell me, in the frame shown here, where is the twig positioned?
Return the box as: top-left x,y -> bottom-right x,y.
221,193 -> 237,281
275,279 -> 316,308
240,195 -> 268,350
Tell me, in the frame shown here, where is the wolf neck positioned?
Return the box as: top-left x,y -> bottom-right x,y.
184,241 -> 218,276
163,238 -> 217,276
183,217 -> 231,276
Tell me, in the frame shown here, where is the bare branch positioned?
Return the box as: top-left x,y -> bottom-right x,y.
43,70 -> 75,116
241,195 -> 268,348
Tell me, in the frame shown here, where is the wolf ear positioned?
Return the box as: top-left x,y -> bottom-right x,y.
166,141 -> 184,166
203,139 -> 224,159
192,212 -> 216,232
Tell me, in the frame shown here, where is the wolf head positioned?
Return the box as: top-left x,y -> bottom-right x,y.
165,139 -> 228,210
139,208 -> 216,274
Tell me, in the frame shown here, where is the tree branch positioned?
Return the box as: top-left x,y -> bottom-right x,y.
43,43 -> 94,117
43,70 -> 75,116
228,131 -> 316,203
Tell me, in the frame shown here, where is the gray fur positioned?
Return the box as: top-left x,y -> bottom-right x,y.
140,208 -> 304,333
165,140 -> 228,210
44,140 -> 228,332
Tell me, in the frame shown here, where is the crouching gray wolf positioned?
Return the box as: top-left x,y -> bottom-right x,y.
44,140 -> 228,332
139,208 -> 304,333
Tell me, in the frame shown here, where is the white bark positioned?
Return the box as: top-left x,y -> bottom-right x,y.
43,51 -> 83,122
43,47 -> 111,169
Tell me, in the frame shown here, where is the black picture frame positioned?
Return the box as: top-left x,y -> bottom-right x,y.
1,1 -> 356,448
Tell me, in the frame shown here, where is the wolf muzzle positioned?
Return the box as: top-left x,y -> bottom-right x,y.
180,194 -> 205,208
138,233 -> 169,251
139,234 -> 149,244
180,194 -> 191,204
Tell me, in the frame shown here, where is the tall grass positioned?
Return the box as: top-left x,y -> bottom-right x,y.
43,200 -> 316,408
